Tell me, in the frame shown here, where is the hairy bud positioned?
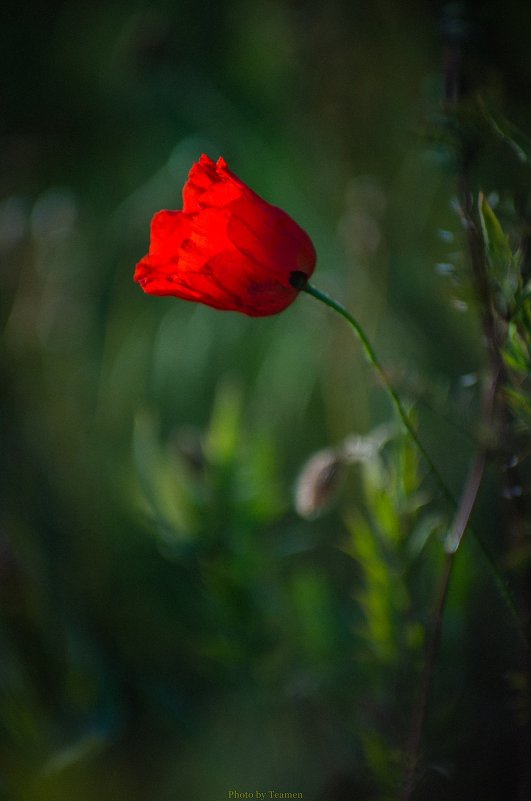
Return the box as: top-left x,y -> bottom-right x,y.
294,425 -> 393,519
294,448 -> 345,519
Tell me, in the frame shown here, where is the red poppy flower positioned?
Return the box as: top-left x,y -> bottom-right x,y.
134,154 -> 316,316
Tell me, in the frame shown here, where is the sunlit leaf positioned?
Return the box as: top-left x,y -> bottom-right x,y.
504,386 -> 531,428
478,192 -> 512,275
481,100 -> 531,165
132,410 -> 198,537
206,377 -> 243,466
503,321 -> 530,373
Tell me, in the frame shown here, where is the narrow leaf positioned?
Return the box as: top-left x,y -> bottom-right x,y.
481,100 -> 531,165
478,192 -> 512,276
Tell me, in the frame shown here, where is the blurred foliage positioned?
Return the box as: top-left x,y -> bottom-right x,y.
1,1 -> 530,800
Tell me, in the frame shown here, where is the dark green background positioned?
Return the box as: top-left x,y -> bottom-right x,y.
1,2 -> 529,799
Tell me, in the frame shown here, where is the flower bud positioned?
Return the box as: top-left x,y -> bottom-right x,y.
294,448 -> 345,519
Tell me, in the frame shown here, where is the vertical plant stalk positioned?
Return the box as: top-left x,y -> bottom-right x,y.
399,367 -> 500,801
400,551 -> 453,800
458,116 -> 531,801
458,178 -> 503,378
397,175 -> 504,799
399,458 -> 486,800
397,7 -> 512,796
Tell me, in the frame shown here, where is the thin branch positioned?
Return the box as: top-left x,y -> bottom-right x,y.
400,551 -> 453,801
301,282 -> 456,509
399,442 -> 490,801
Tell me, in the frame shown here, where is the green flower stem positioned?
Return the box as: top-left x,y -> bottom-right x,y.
302,282 -> 455,503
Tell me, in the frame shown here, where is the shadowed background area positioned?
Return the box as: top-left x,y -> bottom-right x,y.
1,1 -> 530,799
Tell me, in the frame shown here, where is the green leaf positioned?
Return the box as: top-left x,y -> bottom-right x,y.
478,192 -> 512,276
504,386 -> 531,428
132,410 -> 197,537
503,321 -> 530,373
206,377 -> 243,466
345,511 -> 400,665
481,100 -> 531,165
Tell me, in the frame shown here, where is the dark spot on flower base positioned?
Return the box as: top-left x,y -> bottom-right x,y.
290,271 -> 308,290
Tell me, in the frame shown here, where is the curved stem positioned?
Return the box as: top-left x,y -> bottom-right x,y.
302,282 -> 455,506
400,445 -> 489,801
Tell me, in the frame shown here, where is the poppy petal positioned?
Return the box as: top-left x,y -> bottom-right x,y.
135,155 -> 316,316
182,154 -> 221,213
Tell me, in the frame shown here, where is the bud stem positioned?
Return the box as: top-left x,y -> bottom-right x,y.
302,282 -> 454,504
